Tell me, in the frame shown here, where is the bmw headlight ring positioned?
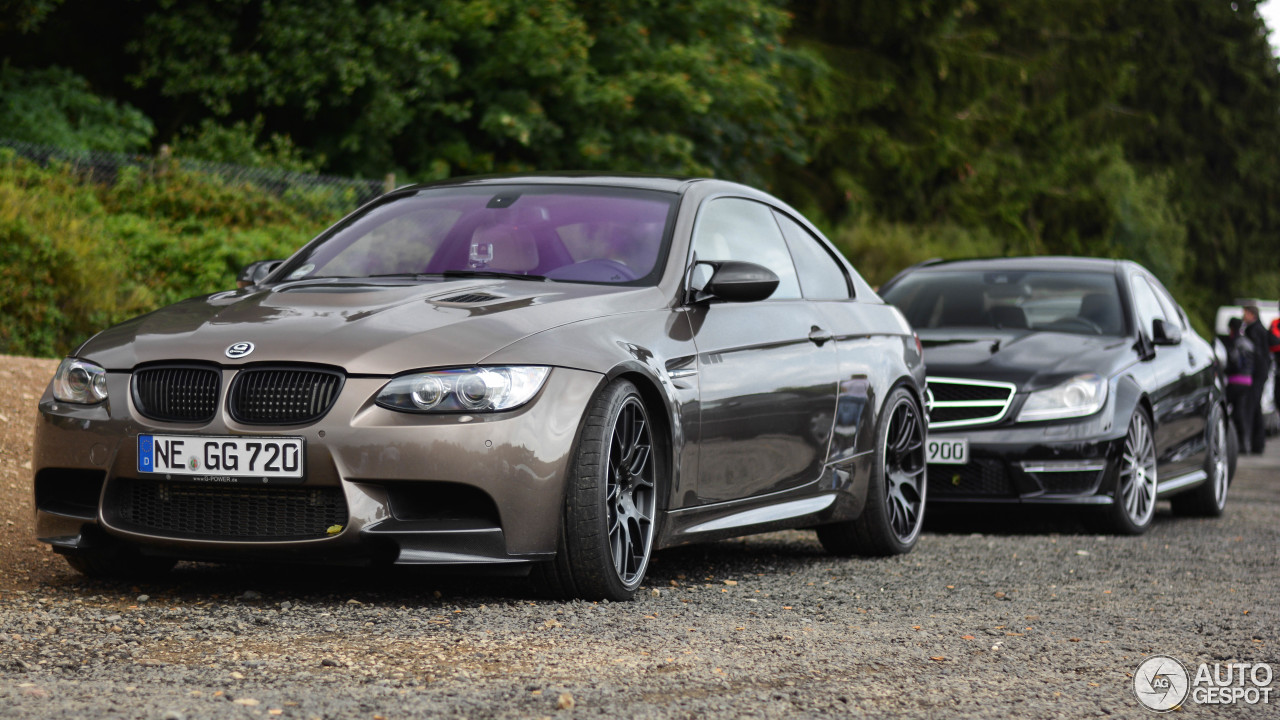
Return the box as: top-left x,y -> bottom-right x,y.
376,366 -> 550,413
53,358 -> 109,405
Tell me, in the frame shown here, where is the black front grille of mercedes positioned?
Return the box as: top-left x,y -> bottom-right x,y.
228,367 -> 344,425
931,406 -> 1002,425
929,459 -> 1013,497
927,378 -> 1015,427
109,478 -> 347,540
132,366 -> 221,423
930,383 -> 1010,403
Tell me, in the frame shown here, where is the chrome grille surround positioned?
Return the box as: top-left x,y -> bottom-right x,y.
926,376 -> 1018,429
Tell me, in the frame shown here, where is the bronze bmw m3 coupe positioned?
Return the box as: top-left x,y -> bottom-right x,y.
33,175 -> 926,600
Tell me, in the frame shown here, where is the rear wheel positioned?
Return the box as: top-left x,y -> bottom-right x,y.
533,379 -> 661,601
1171,404 -> 1230,517
818,385 -> 926,556
1101,408 -> 1158,534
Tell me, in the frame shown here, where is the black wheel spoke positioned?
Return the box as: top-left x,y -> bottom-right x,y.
881,395 -> 925,544
603,396 -> 657,588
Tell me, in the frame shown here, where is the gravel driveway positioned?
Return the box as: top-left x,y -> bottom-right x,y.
1,356 -> 1277,718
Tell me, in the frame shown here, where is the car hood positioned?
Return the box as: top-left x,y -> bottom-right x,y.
77,278 -> 664,375
919,328 -> 1133,391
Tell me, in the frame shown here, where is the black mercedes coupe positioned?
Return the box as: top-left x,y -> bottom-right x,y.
879,257 -> 1231,534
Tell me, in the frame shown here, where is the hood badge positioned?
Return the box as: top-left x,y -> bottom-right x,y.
225,342 -> 255,359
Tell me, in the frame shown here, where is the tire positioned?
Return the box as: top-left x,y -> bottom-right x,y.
1101,407 -> 1158,534
63,549 -> 176,580
817,385 -> 926,556
1171,404 -> 1230,517
533,379 -> 661,601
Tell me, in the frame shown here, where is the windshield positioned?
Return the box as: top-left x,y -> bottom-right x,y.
882,269 -> 1129,336
277,185 -> 678,285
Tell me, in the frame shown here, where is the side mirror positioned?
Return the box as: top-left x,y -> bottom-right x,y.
1152,318 -> 1182,345
237,260 -> 284,289
691,260 -> 779,303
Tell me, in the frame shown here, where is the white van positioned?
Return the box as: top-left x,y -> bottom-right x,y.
1213,299 -> 1279,337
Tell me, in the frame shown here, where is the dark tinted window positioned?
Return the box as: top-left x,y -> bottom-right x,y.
882,269 -> 1127,336
774,212 -> 850,300
691,198 -> 801,299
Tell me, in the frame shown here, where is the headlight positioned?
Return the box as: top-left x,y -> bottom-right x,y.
1016,373 -> 1108,422
376,366 -> 550,413
52,358 -> 109,405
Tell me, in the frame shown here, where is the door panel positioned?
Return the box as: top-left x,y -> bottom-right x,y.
689,302 -> 838,503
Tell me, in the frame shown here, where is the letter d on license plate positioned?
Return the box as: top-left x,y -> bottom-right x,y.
139,434 -> 305,481
926,437 -> 968,465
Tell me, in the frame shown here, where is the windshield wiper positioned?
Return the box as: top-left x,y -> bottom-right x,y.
441,270 -> 550,282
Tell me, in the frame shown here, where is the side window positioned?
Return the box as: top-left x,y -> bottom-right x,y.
691,198 -> 802,300
1148,276 -> 1187,330
773,211 -> 851,300
1130,276 -> 1167,335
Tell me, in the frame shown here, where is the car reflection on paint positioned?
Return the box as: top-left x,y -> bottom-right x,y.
33,174 -> 927,600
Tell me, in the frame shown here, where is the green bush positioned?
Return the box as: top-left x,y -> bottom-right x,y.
0,150 -> 325,356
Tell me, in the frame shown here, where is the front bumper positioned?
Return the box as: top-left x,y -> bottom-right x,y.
926,413 -> 1126,504
33,366 -> 604,568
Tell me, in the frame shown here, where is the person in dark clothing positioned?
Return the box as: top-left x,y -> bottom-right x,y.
1242,305 -> 1272,453
1226,317 -> 1257,454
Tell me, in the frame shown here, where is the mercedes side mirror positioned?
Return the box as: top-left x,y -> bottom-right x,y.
1152,318 -> 1182,346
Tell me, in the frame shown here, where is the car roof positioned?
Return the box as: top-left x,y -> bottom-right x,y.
907,256 -> 1128,274
399,172 -> 711,194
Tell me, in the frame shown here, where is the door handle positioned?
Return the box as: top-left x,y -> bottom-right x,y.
808,326 -> 834,346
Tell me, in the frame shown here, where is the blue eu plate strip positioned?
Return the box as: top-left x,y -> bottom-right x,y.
138,434 -> 154,473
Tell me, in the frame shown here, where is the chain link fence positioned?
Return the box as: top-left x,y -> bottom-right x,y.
0,138 -> 390,215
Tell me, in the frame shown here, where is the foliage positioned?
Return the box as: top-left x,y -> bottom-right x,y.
3,0 -> 1280,340
172,116 -> 323,174
0,150 -> 323,356
0,0 -> 64,33
0,64 -> 154,153
119,0 -> 810,185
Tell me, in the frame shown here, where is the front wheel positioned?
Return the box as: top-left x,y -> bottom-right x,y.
1171,404 -> 1230,517
533,379 -> 661,601
818,385 -> 926,556
1101,408 -> 1158,534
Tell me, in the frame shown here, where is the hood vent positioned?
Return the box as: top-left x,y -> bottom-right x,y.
434,292 -> 502,304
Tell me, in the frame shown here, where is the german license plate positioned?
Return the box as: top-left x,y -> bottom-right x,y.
926,437 -> 968,465
138,434 -> 304,483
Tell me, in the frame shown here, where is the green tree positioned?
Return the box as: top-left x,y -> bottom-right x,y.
124,0 -> 811,183
0,64 -> 154,152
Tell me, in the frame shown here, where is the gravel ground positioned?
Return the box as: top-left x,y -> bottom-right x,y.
1,354 -> 1277,718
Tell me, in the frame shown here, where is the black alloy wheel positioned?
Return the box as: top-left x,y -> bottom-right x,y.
534,379 -> 661,600
818,385 -> 926,556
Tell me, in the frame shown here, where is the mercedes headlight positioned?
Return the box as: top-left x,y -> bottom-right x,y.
1016,373 -> 1108,422
376,367 -> 550,413
52,358 -> 109,405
